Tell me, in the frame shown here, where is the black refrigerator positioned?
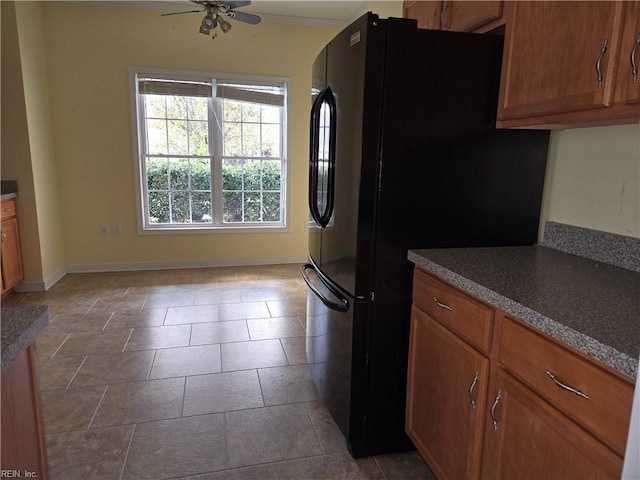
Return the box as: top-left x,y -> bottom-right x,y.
301,13 -> 550,458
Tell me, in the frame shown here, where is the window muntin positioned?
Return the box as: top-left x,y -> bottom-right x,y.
133,72 -> 287,231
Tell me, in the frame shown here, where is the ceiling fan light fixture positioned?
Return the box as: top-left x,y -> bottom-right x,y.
220,19 -> 232,33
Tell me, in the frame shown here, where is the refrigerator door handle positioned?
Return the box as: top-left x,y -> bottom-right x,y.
308,87 -> 337,228
301,263 -> 350,312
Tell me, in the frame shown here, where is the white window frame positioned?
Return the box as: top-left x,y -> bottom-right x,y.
129,67 -> 290,234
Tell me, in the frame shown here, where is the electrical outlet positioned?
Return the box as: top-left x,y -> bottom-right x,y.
112,224 -> 121,236
99,225 -> 108,236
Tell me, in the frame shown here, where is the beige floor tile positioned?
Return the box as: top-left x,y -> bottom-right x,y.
70,351 -> 156,387
179,464 -> 281,480
266,298 -> 307,317
123,414 -> 227,480
164,305 -> 220,325
149,344 -> 222,379
305,401 -> 348,455
247,316 -> 305,340
258,365 -> 320,406
105,308 -> 167,329
183,370 -> 263,416
91,378 -> 185,428
218,301 -> 271,321
55,329 -> 133,357
41,386 -> 107,434
144,292 -> 195,308
240,287 -> 289,302
374,451 -> 436,480
88,294 -> 148,314
46,311 -> 112,333
35,331 -> 71,360
124,325 -> 191,351
280,336 -> 310,365
46,425 -> 134,480
38,356 -> 85,390
190,320 -> 250,345
193,289 -> 243,306
221,339 -> 288,371
278,452 -> 383,479
225,404 -> 322,468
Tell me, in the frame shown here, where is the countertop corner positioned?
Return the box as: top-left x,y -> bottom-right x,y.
1,306 -> 50,371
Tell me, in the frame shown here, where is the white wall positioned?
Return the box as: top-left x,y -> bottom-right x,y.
540,124 -> 640,239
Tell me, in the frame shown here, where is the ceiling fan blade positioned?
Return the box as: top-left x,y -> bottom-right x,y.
226,10 -> 261,25
161,8 -> 205,16
225,1 -> 252,9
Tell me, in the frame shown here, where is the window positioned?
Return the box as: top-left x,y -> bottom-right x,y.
131,69 -> 288,231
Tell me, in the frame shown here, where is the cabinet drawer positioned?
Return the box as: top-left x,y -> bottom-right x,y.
499,316 -> 634,456
1,200 -> 16,220
413,268 -> 494,353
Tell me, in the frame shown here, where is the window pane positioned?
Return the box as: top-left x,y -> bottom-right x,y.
146,119 -> 168,155
148,191 -> 170,224
222,159 -> 243,190
244,192 -> 261,221
242,123 -> 260,157
146,158 -> 169,190
224,123 -> 242,157
191,158 -> 211,190
166,95 -> 188,119
168,120 -> 188,155
244,160 -> 261,191
145,95 -> 166,118
169,158 -> 189,190
223,191 -> 242,222
262,160 -> 281,191
263,192 -> 280,221
189,97 -> 208,121
188,120 -> 209,155
171,191 -> 190,223
224,102 -> 241,122
261,124 -> 280,157
261,105 -> 279,124
191,192 -> 212,223
242,103 -> 260,122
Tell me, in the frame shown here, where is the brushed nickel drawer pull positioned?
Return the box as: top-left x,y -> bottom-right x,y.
490,389 -> 502,431
545,370 -> 591,400
595,39 -> 608,88
433,297 -> 453,311
468,371 -> 479,410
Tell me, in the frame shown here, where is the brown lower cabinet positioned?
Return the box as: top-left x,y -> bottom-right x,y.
406,267 -> 634,480
1,344 -> 49,479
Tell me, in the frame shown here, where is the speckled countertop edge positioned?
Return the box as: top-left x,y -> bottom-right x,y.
1,306 -> 50,371
408,251 -> 637,379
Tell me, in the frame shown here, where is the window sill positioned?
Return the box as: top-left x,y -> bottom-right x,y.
139,224 -> 289,235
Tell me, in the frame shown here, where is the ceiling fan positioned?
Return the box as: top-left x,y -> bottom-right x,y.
162,1 -> 261,39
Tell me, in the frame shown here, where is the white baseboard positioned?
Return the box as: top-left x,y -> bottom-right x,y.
13,256 -> 307,292
65,255 -> 307,274
15,266 -> 67,293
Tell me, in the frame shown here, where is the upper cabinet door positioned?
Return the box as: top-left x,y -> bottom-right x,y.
403,1 -> 442,30
615,1 -> 640,105
444,1 -> 503,32
497,1 -> 625,121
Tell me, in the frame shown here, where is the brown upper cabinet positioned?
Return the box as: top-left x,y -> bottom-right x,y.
403,1 -> 504,33
497,1 -> 640,128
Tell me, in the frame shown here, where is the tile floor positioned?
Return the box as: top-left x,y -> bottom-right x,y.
6,264 -> 435,480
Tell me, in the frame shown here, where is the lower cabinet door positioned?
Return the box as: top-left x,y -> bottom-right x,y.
482,369 -> 622,479
406,306 -> 489,480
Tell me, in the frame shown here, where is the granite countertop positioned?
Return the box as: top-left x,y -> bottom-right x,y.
1,180 -> 18,201
408,245 -> 639,379
1,306 -> 50,371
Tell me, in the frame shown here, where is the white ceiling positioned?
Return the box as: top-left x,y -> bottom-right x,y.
94,1 -> 369,27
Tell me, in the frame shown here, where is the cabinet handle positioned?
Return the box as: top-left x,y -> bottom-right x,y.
631,34 -> 640,84
595,39 -> 608,88
1,231 -> 5,244
468,371 -> 479,410
440,0 -> 448,30
433,297 -> 453,311
490,389 -> 502,431
545,370 -> 591,400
